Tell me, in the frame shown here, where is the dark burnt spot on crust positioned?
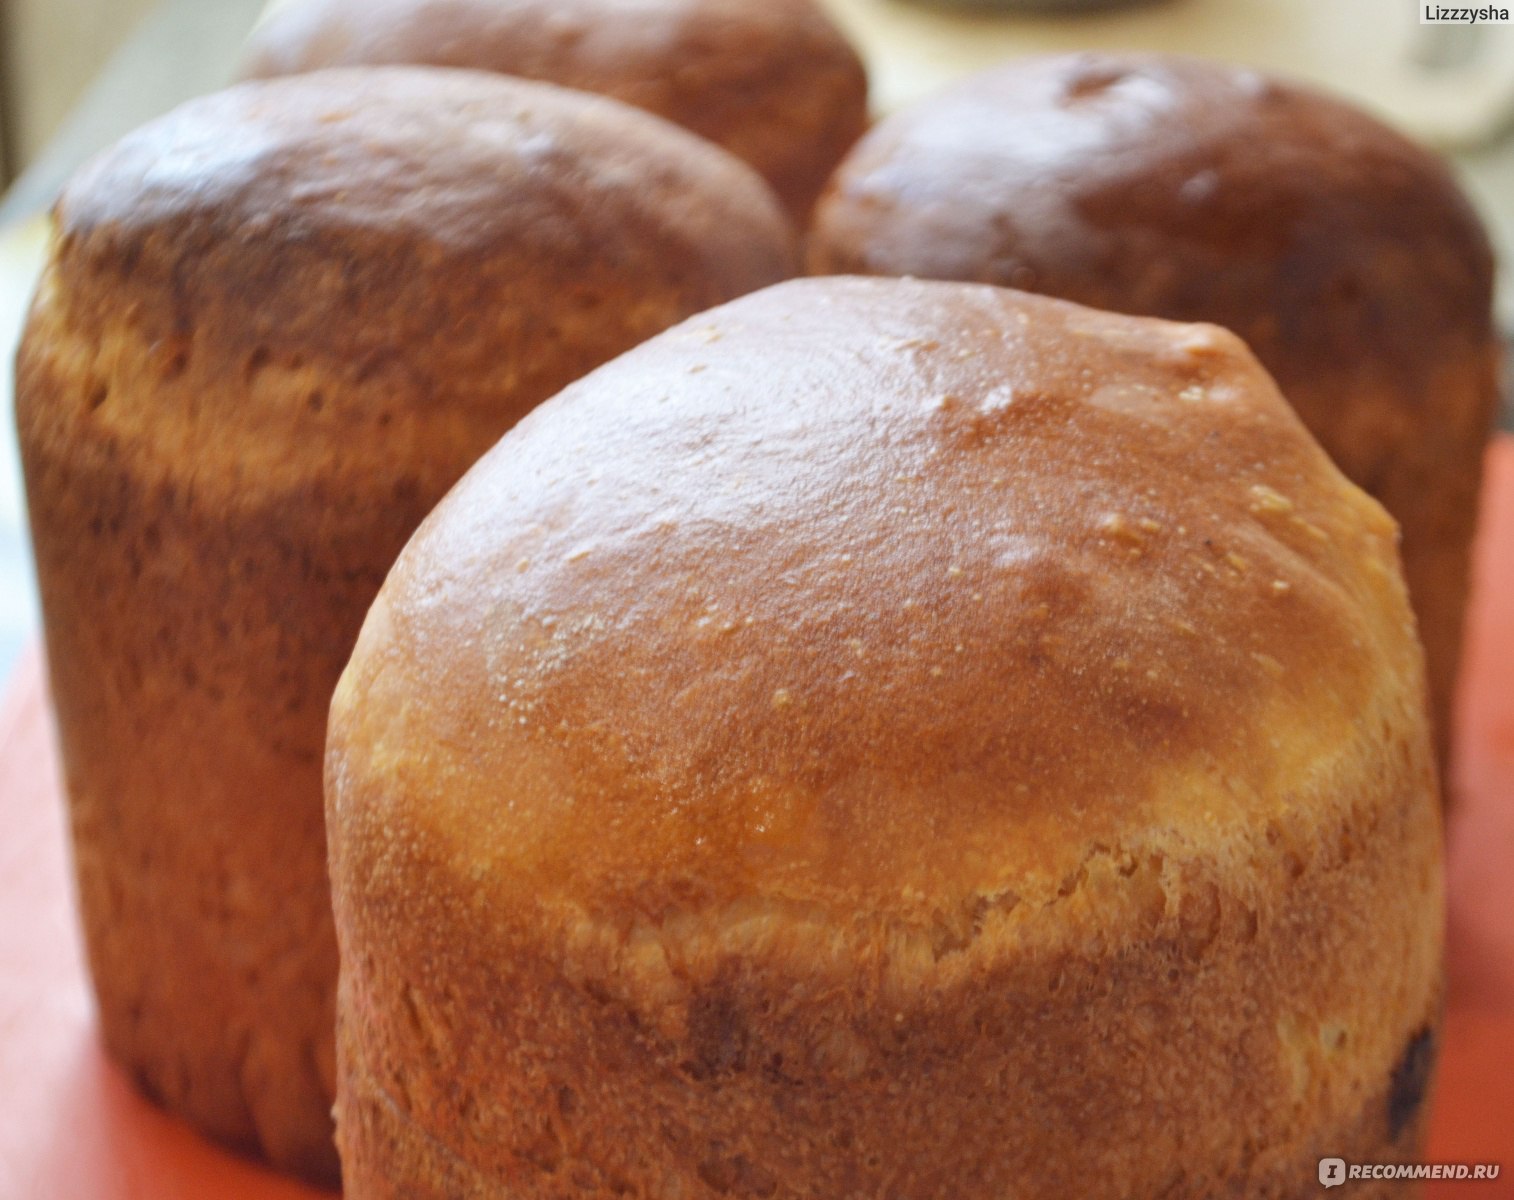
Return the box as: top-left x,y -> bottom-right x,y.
684,988 -> 750,1081
1062,62 -> 1129,103
1388,1025 -> 1435,1142
701,1151 -> 779,1197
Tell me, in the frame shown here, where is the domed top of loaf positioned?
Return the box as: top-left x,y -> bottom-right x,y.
329,275 -> 1428,935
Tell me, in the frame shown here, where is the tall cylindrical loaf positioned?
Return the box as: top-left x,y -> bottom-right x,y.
239,0 -> 870,222
16,66 -> 794,1184
327,277 -> 1443,1199
809,53 -> 1500,779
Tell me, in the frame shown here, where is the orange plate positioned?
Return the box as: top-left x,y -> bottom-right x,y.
2,440 -> 1512,1199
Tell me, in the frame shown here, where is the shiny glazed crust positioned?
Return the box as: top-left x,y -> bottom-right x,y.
807,53 -> 1499,774
239,0 -> 869,221
327,277 -> 1444,1198
16,67 -> 794,1184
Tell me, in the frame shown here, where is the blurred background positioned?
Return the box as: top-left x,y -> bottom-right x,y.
0,0 -> 1512,676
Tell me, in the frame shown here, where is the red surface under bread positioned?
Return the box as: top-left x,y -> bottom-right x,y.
2,439 -> 1511,1199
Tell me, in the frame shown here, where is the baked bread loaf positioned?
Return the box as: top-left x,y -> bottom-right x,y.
327,276 -> 1444,1199
239,0 -> 869,222
808,53 -> 1499,779
16,66 -> 793,1184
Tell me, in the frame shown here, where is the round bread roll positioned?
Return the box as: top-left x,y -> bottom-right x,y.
16,66 -> 793,1183
327,276 -> 1443,1198
238,0 -> 870,222
808,53 -> 1499,779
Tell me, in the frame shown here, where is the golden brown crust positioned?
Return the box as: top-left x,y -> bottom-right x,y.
327,277 -> 1444,1198
57,67 -> 796,478
18,66 -> 795,1185
807,53 -> 1499,775
239,0 -> 869,221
